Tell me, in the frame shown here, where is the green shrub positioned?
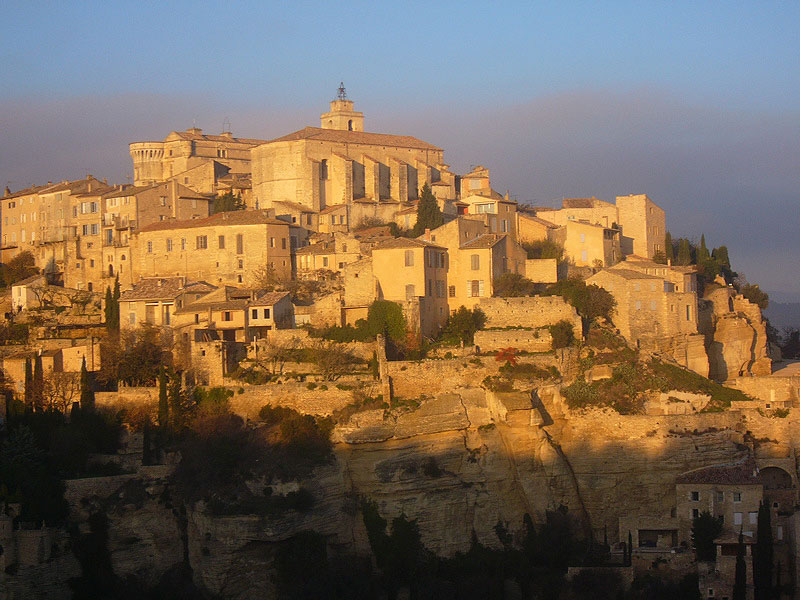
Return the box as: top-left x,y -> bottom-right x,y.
548,320 -> 575,349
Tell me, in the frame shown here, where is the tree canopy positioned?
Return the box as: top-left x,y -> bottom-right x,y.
544,278 -> 615,336
212,191 -> 246,214
493,272 -> 537,297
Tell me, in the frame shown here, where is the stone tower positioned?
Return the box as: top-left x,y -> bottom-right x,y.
320,82 -> 364,132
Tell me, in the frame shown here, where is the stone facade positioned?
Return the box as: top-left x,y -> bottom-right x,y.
473,327 -> 553,352
130,127 -> 265,187
477,296 -> 582,333
251,97 -> 447,212
131,210 -> 292,286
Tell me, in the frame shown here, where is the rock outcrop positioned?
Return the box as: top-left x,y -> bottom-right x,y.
701,286 -> 771,381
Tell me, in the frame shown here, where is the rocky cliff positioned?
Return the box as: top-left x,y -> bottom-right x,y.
46,381 -> 800,599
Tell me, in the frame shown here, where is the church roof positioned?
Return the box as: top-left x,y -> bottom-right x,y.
264,126 -> 441,151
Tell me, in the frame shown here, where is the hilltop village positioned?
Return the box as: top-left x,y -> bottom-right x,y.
0,89 -> 798,599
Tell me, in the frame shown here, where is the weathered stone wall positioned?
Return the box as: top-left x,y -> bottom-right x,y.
640,333 -> 709,376
478,297 -> 581,333
728,375 -> 800,406
474,328 -> 552,352
524,258 -> 558,283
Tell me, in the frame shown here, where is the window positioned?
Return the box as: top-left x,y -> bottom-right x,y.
129,313 -> 136,325
147,241 -> 153,253
252,309 -> 258,319
749,512 -> 758,524
181,238 -> 186,251
686,305 -> 691,321
160,196 -> 166,207
89,259 -> 95,268
218,235 -> 225,249
650,300 -> 657,310
692,508 -> 699,518
270,237 -> 275,248
469,280 -> 484,297
405,284 -> 415,299
194,314 -> 199,324
436,280 -> 445,298
579,233 -> 586,243
238,259 -> 243,269
342,244 -> 347,253
320,159 -> 328,180
322,257 -> 329,267
581,250 -> 588,263
471,254 -> 480,270
236,233 -> 243,254
716,491 -> 724,502
282,238 -> 287,250
237,274 -> 243,283
196,235 -> 207,249
501,219 -> 508,233
734,512 -> 743,525
404,250 -> 414,267
223,311 -> 232,321
635,300 -> 642,310
82,225 -> 89,236
106,229 -> 113,244
691,491 -> 699,501
263,308 -> 270,319
449,285 -> 456,297
733,492 -> 742,503
166,238 -> 172,252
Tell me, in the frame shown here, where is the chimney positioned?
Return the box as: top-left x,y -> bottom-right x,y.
424,228 -> 431,240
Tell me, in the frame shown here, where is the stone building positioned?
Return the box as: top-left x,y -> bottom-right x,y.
371,237 -> 449,337
588,261 -> 699,344
533,194 -> 666,260
295,234 -> 361,278
119,277 -> 216,328
250,90 -> 451,216
130,127 -> 267,188
549,219 -> 620,268
131,210 -> 292,286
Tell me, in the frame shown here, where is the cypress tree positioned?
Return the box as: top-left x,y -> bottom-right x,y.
157,366 -> 169,429
79,356 -> 95,411
168,370 -> 182,429
676,238 -> 692,266
24,357 -> 33,406
104,286 -> 114,330
32,353 -> 44,410
733,530 -> 747,600
712,246 -> 731,268
665,232 -> 674,263
753,500 -> 773,600
112,275 -> 121,331
627,531 -> 633,566
698,234 -> 710,262
412,183 -> 444,235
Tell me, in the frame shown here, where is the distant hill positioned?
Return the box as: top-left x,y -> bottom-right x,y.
764,302 -> 800,331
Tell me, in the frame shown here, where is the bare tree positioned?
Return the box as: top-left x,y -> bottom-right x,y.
42,371 -> 81,412
254,336 -> 302,376
311,341 -> 360,381
67,290 -> 94,314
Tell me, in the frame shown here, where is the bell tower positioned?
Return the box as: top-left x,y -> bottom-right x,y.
320,82 -> 364,132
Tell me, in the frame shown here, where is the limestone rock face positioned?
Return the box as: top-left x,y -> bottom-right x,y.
49,387 -> 800,599
702,287 -> 771,381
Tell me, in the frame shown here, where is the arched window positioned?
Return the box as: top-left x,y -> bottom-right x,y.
109,264 -> 114,277
348,119 -> 353,131
320,159 -> 328,180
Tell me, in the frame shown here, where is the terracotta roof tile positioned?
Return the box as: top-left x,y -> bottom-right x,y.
120,278 -> 216,301
137,210 -> 288,234
373,237 -> 444,250
460,234 -> 506,249
676,460 -> 762,486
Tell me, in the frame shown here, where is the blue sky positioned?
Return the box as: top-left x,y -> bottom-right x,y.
1,1 -> 799,298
